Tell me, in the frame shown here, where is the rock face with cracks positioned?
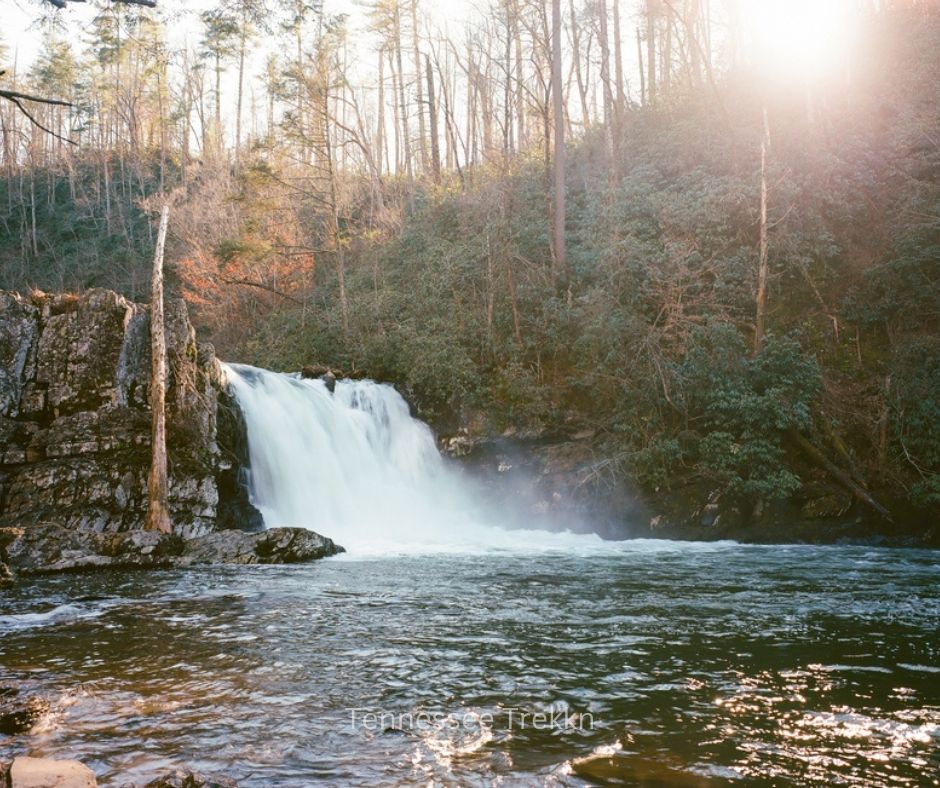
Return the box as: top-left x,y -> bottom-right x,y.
0,289 -> 340,581
0,289 -> 227,538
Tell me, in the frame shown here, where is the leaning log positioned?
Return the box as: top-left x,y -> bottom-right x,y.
788,429 -> 893,522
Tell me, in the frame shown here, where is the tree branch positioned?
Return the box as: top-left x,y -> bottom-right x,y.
0,89 -> 73,108
0,93 -> 76,145
219,277 -> 305,304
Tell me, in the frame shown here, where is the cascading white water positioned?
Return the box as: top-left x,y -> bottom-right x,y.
222,363 -> 615,555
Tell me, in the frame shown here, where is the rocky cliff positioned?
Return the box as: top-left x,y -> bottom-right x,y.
0,288 -> 247,538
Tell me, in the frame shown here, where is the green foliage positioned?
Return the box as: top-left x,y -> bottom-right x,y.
677,325 -> 820,500
892,339 -> 940,506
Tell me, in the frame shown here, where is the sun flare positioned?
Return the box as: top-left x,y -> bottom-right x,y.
739,0 -> 856,83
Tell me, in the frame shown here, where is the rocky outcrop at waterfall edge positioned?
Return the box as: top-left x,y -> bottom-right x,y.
1,289 -> 219,536
0,288 -> 335,582
0,523 -> 342,578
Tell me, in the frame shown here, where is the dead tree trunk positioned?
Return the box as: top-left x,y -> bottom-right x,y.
146,205 -> 172,534
788,429 -> 893,522
551,0 -> 567,288
754,106 -> 770,353
426,55 -> 441,182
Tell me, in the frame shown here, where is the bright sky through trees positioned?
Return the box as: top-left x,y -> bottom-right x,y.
740,0 -> 858,84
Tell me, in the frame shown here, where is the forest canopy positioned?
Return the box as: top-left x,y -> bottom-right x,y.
1,0 -> 939,532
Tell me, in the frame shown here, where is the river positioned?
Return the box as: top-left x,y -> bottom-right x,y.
2,543 -> 938,785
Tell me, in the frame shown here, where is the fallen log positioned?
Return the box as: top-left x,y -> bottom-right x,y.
788,429 -> 893,522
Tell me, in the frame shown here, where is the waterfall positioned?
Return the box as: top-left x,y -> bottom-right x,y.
222,363 -> 609,555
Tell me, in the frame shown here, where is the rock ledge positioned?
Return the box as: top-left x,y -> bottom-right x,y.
0,524 -> 343,580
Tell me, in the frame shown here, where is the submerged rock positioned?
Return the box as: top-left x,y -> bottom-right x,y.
141,768 -> 238,788
0,687 -> 50,735
0,524 -> 343,580
8,756 -> 97,788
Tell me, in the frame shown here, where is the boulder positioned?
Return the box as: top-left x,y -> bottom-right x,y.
8,757 -> 96,788
178,527 -> 343,565
300,365 -> 336,393
300,364 -> 330,379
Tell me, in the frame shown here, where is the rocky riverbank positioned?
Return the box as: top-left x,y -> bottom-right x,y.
0,757 -> 238,787
0,524 -> 341,583
0,289 -> 341,583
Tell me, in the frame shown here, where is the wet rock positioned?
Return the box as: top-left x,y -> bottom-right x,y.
0,560 -> 12,587
0,687 -> 50,735
571,752 -> 724,786
700,502 -> 720,527
0,524 -> 342,578
215,390 -> 264,533
8,756 -> 96,788
441,431 -> 478,458
300,364 -> 330,379
0,290 -> 223,537
300,364 -> 336,393
179,527 -> 343,565
448,431 -> 642,540
142,768 -> 237,788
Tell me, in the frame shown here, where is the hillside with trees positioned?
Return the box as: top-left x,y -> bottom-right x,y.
1,0 -> 938,541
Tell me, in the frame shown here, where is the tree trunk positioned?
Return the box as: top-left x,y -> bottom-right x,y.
214,52 -> 223,153
390,50 -> 401,176
788,429 -> 893,522
503,7 -> 513,155
410,0 -> 427,172
394,3 -> 414,210
551,0 -> 567,288
235,20 -> 247,165
426,55 -> 441,181
612,0 -> 625,115
754,106 -> 770,353
146,205 -> 172,534
571,0 -> 591,128
646,0 -> 657,103
376,49 -> 386,175
512,0 -> 526,149
322,85 -> 349,334
637,26 -> 646,105
597,0 -> 615,162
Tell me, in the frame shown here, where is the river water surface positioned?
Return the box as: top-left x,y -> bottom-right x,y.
1,542 -> 938,786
